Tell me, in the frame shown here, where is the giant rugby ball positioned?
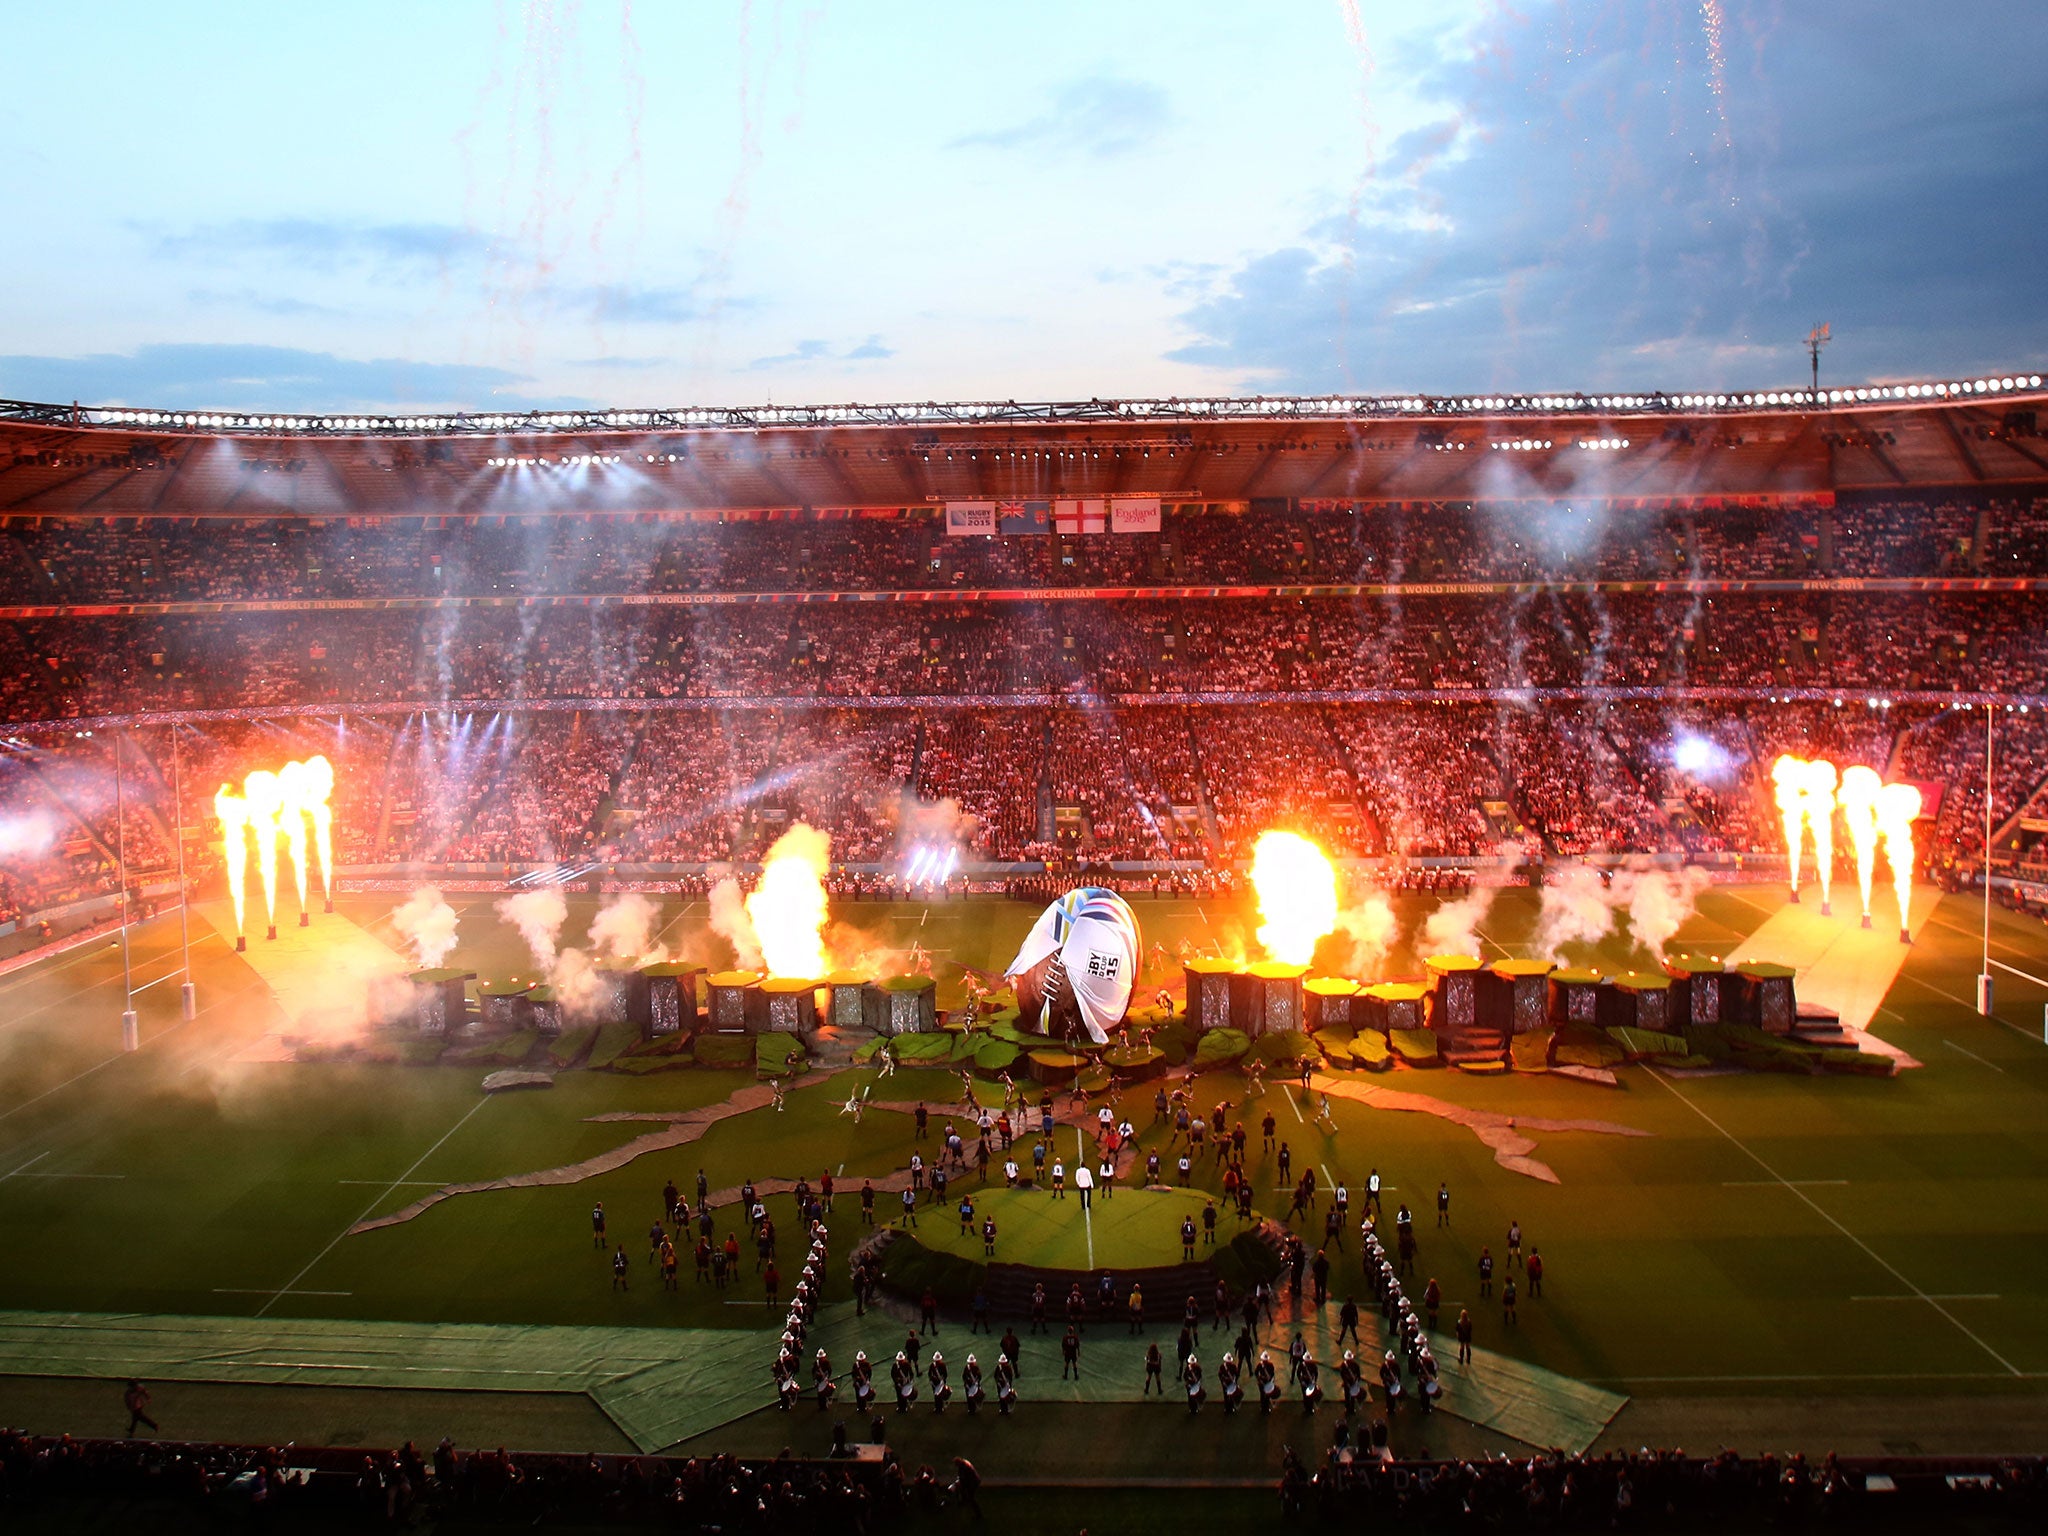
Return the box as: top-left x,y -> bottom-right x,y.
1005,887 -> 1141,1044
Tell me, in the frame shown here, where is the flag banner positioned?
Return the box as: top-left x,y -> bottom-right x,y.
944,501 -> 997,536
1110,495 -> 1162,533
998,500 -> 1052,535
1054,498 -> 1109,533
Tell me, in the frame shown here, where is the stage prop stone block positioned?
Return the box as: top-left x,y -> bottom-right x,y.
526,984 -> 562,1036
1546,967 -> 1604,1029
640,962 -> 704,1038
1661,956 -> 1726,1029
476,981 -> 533,1035
866,976 -> 936,1035
761,977 -> 821,1035
1184,959 -> 1238,1033
575,963 -> 637,1026
706,971 -> 764,1033
1607,971 -> 1673,1033
1425,955 -> 1482,1032
404,968 -> 475,1036
1304,977 -> 1358,1032
1731,961 -> 1798,1034
1360,980 -> 1427,1036
1491,959 -> 1554,1035
825,971 -> 868,1029
1240,961 -> 1306,1038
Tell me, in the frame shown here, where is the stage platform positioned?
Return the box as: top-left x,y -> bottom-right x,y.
1724,883 -> 1936,1063
198,899 -> 407,1053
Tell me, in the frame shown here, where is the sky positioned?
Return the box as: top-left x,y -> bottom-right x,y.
1,0 -> 2042,413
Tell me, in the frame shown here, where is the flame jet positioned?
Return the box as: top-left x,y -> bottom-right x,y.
1250,830 -> 1338,966
277,758 -> 313,920
1875,783 -> 1924,943
215,786 -> 250,947
242,769 -> 284,938
1838,766 -> 1883,928
302,754 -> 335,907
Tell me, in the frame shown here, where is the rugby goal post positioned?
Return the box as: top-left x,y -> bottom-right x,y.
1985,959 -> 2048,1042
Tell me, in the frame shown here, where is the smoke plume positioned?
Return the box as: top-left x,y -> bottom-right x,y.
708,874 -> 763,971
588,891 -> 663,963
390,886 -> 460,969
1335,890 -> 1399,977
1535,864 -> 1618,962
1421,882 -> 1499,959
495,888 -> 569,972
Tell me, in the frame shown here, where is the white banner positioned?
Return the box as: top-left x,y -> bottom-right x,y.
944,501 -> 997,537
1110,495 -> 1163,533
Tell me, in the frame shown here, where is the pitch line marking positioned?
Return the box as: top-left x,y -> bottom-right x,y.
212,1288 -> 353,1297
1075,1124 -> 1094,1271
1942,1039 -> 2006,1073
1279,1085 -> 1306,1125
1892,972 -> 2042,1046
1721,1179 -> 1848,1187
1,1151 -> 52,1180
336,1179 -> 448,1187
1586,1370 -> 2045,1385
1645,1066 -> 2021,1377
255,1095 -> 493,1318
1853,1294 -> 1999,1302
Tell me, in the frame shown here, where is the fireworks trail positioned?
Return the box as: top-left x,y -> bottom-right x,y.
1699,0 -> 1730,148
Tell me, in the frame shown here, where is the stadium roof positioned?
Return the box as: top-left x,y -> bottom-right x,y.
2,373 -> 2044,519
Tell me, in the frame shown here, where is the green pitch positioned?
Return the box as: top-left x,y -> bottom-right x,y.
1,883 -> 2046,1461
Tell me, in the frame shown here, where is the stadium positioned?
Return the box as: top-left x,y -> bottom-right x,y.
4,4 -> 2048,1531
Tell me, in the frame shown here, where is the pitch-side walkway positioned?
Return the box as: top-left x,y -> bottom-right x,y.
1725,882 -> 1935,1060
0,1299 -> 1620,1456
1312,1077 -> 1651,1184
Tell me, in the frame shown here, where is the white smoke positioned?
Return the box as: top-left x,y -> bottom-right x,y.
1619,863 -> 1713,962
588,891 -> 663,964
1534,860 -> 1714,966
1534,864 -> 1618,962
390,886 -> 460,969
1335,890 -> 1399,977
1421,882 -> 1499,959
495,888 -> 568,972
549,945 -> 611,1017
707,874 -> 763,971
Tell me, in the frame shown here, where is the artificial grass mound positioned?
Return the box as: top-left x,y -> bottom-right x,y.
545,1024 -> 598,1069
443,1029 -> 538,1067
1389,1029 -> 1441,1067
756,1034 -> 807,1078
691,1032 -> 755,1070
1194,1028 -> 1250,1070
877,1235 -> 987,1308
1509,1029 -> 1553,1072
1249,1028 -> 1315,1067
585,1018 -> 638,1069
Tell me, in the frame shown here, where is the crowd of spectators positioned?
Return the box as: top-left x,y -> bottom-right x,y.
5,588 -> 2046,726
3,495 -> 2046,926
16,693 -> 2044,925
7,495 -> 2048,608
3,1428 -> 2042,1532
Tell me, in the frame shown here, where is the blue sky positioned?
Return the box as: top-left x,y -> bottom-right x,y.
1,1 -> 2042,412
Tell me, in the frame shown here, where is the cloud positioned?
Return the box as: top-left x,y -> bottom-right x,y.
565,354 -> 671,370
949,76 -> 1170,159
149,218 -> 500,272
0,342 -> 579,412
187,287 -> 347,319
748,335 -> 894,370
1166,5 -> 2048,392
